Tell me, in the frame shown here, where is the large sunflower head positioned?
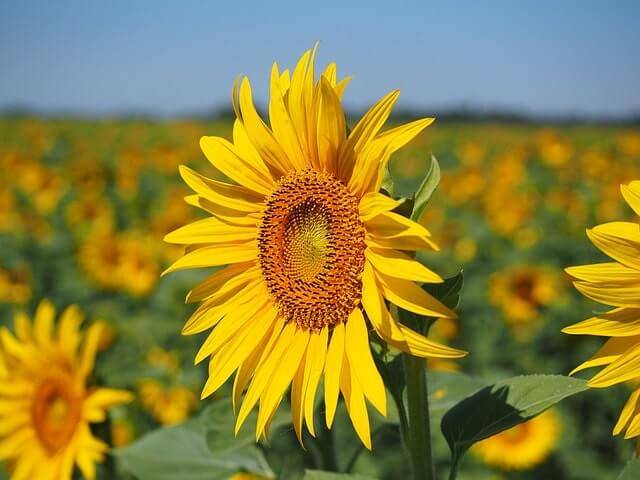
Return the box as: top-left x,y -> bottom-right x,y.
164,46 -> 467,448
564,180 -> 640,439
0,300 -> 132,480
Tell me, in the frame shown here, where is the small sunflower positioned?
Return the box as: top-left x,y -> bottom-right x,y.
490,265 -> 562,326
0,300 -> 132,479
164,46 -> 466,447
564,180 -> 640,439
137,379 -> 197,426
472,410 -> 561,471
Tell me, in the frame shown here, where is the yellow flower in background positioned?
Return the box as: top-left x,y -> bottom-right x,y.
0,266 -> 31,304
564,181 -> 640,439
537,130 -> 572,168
79,231 -> 159,296
0,300 -> 132,480
15,161 -> 66,215
65,196 -> 114,235
490,265 -> 562,327
472,410 -> 561,470
146,347 -> 180,374
164,46 -> 466,447
138,379 -> 197,426
110,418 -> 135,448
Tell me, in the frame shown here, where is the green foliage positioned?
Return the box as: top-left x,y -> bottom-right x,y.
114,400 -> 275,479
441,375 -> 588,474
304,471 -> 375,480
617,458 -> 640,480
423,271 -> 463,311
411,155 -> 441,222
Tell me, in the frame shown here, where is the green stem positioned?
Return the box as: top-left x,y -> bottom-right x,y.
403,353 -> 435,480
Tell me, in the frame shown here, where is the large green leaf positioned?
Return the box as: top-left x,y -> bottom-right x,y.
617,458 -> 640,480
304,470 -> 376,480
441,375 -> 588,472
410,155 -> 440,222
428,371 -> 485,423
114,399 -> 274,480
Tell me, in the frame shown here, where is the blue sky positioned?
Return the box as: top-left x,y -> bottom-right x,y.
1,1 -> 638,117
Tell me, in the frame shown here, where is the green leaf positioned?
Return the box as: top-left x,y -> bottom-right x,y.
380,164 -> 394,197
410,155 -> 440,222
428,371 -> 485,423
422,271 -> 463,310
304,470 -> 376,480
114,399 -> 274,480
441,374 -> 588,471
617,458 -> 640,480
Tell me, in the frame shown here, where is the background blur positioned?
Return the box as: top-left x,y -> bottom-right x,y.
1,2 -> 640,479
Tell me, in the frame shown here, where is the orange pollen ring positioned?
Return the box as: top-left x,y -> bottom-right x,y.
258,169 -> 366,331
32,373 -> 83,454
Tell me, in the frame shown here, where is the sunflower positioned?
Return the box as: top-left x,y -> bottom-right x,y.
564,180 -> 640,439
137,379 -> 197,426
0,300 -> 132,479
164,46 -> 466,447
472,410 -> 561,470
490,265 -> 562,326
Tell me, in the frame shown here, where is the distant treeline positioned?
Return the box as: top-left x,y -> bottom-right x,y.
2,105 -> 639,125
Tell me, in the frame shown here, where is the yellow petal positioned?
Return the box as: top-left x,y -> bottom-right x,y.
589,342 -> 640,388
375,270 -> 456,319
324,322 -> 345,428
587,222 -> 640,271
232,317 -> 285,413
235,322 -> 296,434
186,262 -> 258,304
269,63 -> 306,170
614,388 -> 640,436
238,77 -> 290,176
621,181 -> 640,216
185,195 -> 262,227
566,262 -> 640,283
349,117 -> 435,197
201,304 -> 277,398
562,308 -> 640,337
304,327 -> 328,437
338,90 -> 400,183
178,165 -> 264,213
80,323 -> 103,379
365,248 -> 443,284
57,305 -> 83,356
317,77 -> 346,173
345,308 -> 386,416
358,192 -> 403,221
200,135 -> 274,195
365,211 -> 438,251
84,389 -> 133,422
34,299 -> 55,348
256,328 -> 309,437
162,242 -> 258,275
340,354 -> 372,449
570,336 -> 640,375
287,48 -> 313,162
291,344 -> 309,444
195,295 -> 270,365
573,281 -> 640,308
14,312 -> 32,342
164,217 -> 257,245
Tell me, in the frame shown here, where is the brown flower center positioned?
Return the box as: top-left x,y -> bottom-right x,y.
32,372 -> 83,454
258,169 -> 366,331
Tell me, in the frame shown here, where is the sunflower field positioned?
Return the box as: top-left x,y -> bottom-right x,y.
1,106 -> 640,480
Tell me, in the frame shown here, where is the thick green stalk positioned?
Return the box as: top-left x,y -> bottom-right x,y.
404,353 -> 435,480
